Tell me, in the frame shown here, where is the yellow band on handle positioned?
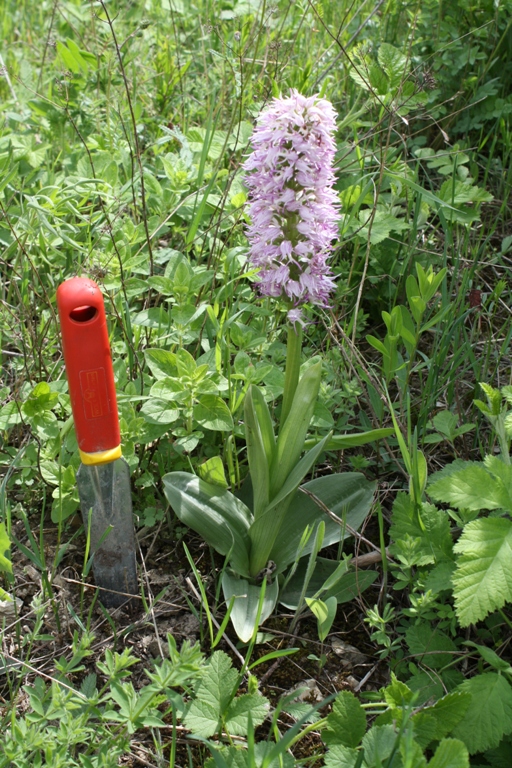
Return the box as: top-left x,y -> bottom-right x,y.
79,445 -> 122,466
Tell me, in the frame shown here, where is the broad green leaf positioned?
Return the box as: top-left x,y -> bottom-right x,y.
406,623 -> 457,670
415,693 -> 471,743
194,395 -> 233,431
162,472 -> 251,577
197,457 -> 228,489
140,399 -> 180,425
428,461 -> 512,512
306,596 -> 337,642
383,674 -> 415,708
451,673 -> 512,754
131,308 -> 171,328
150,378 -> 186,402
248,434 -> 330,575
221,571 -> 279,643
323,690 -> 367,748
279,559 -> 377,609
270,473 -> 376,572
452,517 -> 512,625
144,349 -> 177,379
464,642 -> 512,672
244,387 -> 271,519
428,738 -> 469,768
269,362 -> 321,498
0,523 -> 12,574
0,401 -> 23,430
378,43 -> 408,88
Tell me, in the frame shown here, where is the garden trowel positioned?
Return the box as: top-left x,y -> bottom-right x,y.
57,277 -> 138,608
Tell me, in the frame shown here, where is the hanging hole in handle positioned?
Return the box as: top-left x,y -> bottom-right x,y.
70,305 -> 97,322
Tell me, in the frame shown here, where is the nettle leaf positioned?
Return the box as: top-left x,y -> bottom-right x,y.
428,460 -> 512,512
378,43 -> 408,88
185,651 -> 238,737
390,493 -> 453,564
405,623 -> 457,670
322,690 -> 367,748
224,693 -> 270,736
452,517 -> 512,625
184,651 -> 269,738
451,673 -> 512,754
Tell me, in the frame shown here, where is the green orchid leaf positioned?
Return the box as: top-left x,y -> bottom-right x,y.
269,361 -> 321,498
244,386 -> 271,519
269,473 -> 376,572
280,558 -> 378,609
221,570 -> 279,643
246,385 -> 275,468
248,433 -> 330,576
162,472 -> 252,578
306,595 -> 338,642
0,523 -> 12,575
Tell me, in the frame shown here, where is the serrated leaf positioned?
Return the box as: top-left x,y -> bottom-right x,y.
451,673 -> 512,754
225,693 -> 270,735
452,517 -> 512,625
323,690 -> 367,748
324,744 -> 360,768
429,461 -> 512,511
189,650 -> 237,717
390,493 -> 453,563
383,674 -> 414,708
185,698 -> 223,738
378,43 -> 408,88
428,738 -> 469,768
416,693 -> 471,742
361,724 -> 397,765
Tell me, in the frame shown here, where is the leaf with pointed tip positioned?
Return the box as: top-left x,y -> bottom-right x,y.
162,472 -> 252,578
269,362 -> 321,498
270,473 -> 376,572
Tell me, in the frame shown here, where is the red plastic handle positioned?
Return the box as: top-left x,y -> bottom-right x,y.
57,277 -> 120,456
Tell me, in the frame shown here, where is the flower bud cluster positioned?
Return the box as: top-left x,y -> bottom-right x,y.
243,90 -> 340,322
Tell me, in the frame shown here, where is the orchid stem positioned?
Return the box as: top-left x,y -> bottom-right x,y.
281,322 -> 303,425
